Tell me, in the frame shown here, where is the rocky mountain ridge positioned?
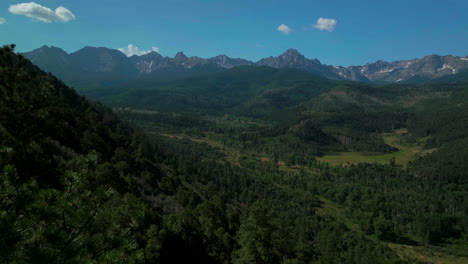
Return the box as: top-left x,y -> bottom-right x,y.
23,45 -> 468,84
332,55 -> 468,83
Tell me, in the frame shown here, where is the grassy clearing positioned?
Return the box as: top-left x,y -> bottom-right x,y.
158,133 -> 242,164
114,107 -> 160,115
316,151 -> 403,166
388,243 -> 468,264
316,197 -> 468,264
317,128 -> 432,167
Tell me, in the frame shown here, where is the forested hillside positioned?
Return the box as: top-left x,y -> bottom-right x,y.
0,44 -> 165,262
1,45 -> 467,264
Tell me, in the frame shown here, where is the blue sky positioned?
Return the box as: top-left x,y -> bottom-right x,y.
1,0 -> 467,66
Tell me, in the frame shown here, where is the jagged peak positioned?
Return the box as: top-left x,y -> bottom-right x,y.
278,48 -> 322,65
37,45 -> 61,50
139,51 -> 163,59
79,46 -> 121,52
213,54 -> 229,59
72,46 -> 127,57
31,45 -> 68,55
212,54 -> 252,62
173,51 -> 188,60
147,50 -> 160,55
311,58 -> 321,65
281,48 -> 303,57
422,54 -> 442,61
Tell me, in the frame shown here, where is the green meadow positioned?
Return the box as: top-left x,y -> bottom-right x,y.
317,129 -> 433,167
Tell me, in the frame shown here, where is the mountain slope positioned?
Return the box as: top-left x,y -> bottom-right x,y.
20,45 -> 72,79
0,44 -> 166,262
333,55 -> 468,83
430,68 -> 468,83
98,66 -> 339,115
68,46 -> 137,80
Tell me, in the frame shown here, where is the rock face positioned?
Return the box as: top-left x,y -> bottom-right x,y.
332,55 -> 468,83
130,51 -> 165,74
255,49 -> 340,79
209,55 -> 253,69
256,48 -> 310,68
23,46 -> 468,84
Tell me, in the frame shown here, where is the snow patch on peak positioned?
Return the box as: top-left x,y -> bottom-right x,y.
376,68 -> 395,73
439,63 -> 456,74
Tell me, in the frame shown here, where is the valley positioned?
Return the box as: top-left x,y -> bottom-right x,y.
3,1 -> 467,262
1,44 -> 467,263
104,60 -> 468,263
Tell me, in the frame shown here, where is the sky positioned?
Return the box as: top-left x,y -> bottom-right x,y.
0,0 -> 467,66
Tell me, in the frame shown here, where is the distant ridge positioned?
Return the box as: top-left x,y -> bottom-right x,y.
23,45 -> 468,84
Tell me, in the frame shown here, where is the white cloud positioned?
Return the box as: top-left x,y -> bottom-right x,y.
9,2 -> 75,23
54,6 -> 75,22
118,45 -> 160,57
314,17 -> 337,32
0,18 -> 6,24
277,24 -> 292,35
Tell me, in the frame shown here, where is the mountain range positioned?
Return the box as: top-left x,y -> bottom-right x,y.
23,45 -> 468,85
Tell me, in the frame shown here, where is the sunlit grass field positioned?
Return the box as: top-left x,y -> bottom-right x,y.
317,129 -> 434,167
